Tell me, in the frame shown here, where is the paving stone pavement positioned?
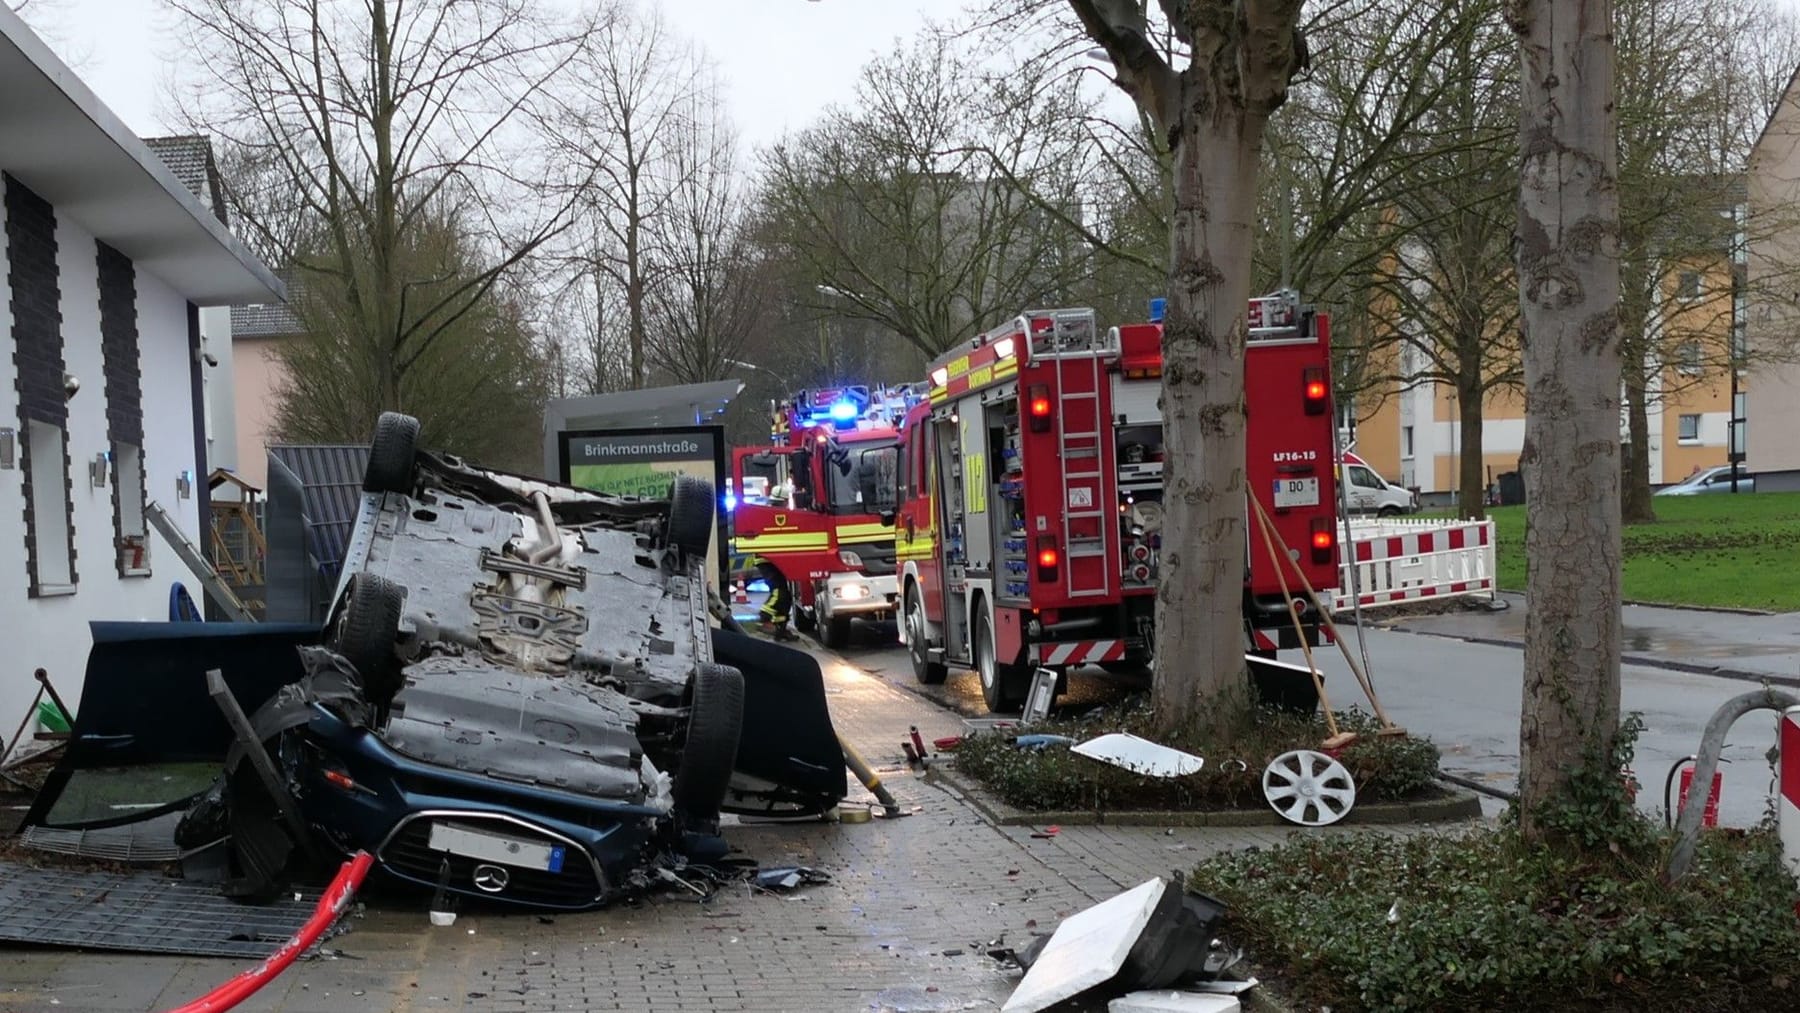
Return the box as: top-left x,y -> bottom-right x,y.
0,641 -> 1481,1013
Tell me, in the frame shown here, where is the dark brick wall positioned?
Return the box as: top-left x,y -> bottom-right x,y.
6,173 -> 78,593
98,241 -> 148,576
97,242 -> 142,444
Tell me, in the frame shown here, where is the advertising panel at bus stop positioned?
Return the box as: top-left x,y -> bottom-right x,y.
557,426 -> 729,591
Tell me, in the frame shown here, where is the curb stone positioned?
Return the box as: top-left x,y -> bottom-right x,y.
1385,626 -> 1800,690
929,765 -> 1484,828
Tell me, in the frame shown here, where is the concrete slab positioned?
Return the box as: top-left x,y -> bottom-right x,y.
1110,991 -> 1242,1012
1001,878 -> 1166,1013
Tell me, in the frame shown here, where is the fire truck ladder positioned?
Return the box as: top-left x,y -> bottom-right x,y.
1044,313 -> 1114,601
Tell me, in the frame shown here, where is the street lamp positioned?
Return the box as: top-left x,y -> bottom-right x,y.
725,357 -> 792,392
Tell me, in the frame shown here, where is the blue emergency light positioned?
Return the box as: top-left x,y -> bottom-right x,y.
828,399 -> 860,422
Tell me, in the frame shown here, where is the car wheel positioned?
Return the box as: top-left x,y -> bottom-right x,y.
362,412 -> 419,494
666,476 -> 716,559
672,662 -> 745,829
1377,505 -> 1400,517
330,572 -> 405,702
905,584 -> 948,685
975,606 -> 1027,713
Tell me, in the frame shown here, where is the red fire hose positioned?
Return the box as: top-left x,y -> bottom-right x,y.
162,851 -> 375,1013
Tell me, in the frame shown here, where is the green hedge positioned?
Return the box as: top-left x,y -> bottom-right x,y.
951,705 -> 1441,812
1194,827 -> 1800,1011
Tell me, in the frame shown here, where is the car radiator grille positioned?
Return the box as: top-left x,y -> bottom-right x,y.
380,815 -> 605,909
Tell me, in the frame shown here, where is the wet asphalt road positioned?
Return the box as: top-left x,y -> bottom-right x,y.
817,614 -> 1784,829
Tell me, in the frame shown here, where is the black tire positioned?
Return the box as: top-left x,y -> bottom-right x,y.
330,572 -> 405,703
904,584 -> 948,685
1377,505 -> 1401,517
672,662 -> 745,827
792,588 -> 818,635
666,476 -> 716,559
976,606 -> 1028,713
363,412 -> 419,494
1099,660 -> 1152,677
820,614 -> 852,650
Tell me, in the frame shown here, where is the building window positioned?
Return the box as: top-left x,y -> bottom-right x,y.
1401,425 -> 1414,459
1678,414 -> 1700,442
114,443 -> 150,575
1675,342 -> 1703,376
1677,271 -> 1702,300
27,421 -> 74,592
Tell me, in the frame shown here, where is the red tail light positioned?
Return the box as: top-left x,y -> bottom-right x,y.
1036,535 -> 1059,582
1310,517 -> 1334,563
1303,367 -> 1328,415
1028,384 -> 1053,432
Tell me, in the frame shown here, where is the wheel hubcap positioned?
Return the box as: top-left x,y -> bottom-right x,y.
907,596 -> 925,662
977,626 -> 995,689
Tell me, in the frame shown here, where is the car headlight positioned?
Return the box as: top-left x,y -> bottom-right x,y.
838,550 -> 863,568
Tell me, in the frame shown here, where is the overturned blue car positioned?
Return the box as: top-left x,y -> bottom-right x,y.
23,413 -> 848,911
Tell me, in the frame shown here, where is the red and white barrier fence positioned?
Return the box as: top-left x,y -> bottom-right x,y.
1782,706 -> 1799,882
1329,518 -> 1497,613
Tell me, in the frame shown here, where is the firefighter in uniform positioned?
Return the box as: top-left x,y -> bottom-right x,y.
756,560 -> 797,640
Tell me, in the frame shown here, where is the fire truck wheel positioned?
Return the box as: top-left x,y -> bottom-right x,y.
904,585 -> 948,685
666,476 -> 716,559
362,412 -> 419,494
793,592 -> 817,634
975,607 -> 1028,713
820,614 -> 853,650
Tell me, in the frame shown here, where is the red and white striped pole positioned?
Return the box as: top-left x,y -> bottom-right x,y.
1781,706 -> 1800,882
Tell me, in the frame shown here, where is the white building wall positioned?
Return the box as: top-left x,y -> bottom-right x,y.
200,304 -> 236,483
0,212 -> 207,756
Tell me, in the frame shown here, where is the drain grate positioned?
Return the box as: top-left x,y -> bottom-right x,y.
20,811 -> 186,864
0,861 -> 325,957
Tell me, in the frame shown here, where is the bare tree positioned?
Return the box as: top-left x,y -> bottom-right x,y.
171,0 -> 595,438
1617,0 -> 1800,521
760,29 -> 1094,359
644,83 -> 768,385
1059,1 -> 1307,734
544,1 -> 696,389
1338,0 -> 1519,518
1512,0 -> 1624,843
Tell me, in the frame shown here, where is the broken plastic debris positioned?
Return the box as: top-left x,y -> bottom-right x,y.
1072,733 -> 1203,777
1013,734 -> 1075,750
753,866 -> 830,892
429,911 -> 456,927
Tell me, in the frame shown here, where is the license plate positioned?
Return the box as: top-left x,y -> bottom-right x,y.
1273,477 -> 1320,508
427,821 -> 566,873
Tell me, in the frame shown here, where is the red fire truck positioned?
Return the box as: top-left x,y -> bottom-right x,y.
892,293 -> 1341,712
730,384 -> 919,647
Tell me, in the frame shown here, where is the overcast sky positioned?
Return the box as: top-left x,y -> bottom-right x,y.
26,0 -> 976,151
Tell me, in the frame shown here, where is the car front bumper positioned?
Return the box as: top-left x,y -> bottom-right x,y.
299,712 -> 664,910
821,572 -> 899,617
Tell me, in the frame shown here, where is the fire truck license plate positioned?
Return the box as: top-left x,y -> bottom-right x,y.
1273,477 -> 1319,508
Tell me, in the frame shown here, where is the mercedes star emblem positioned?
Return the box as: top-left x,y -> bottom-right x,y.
471,864 -> 510,893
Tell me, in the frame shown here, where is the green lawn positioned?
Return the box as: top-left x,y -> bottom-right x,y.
1438,491 -> 1800,611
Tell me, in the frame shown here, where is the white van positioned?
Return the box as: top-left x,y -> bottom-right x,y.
1341,452 -> 1418,515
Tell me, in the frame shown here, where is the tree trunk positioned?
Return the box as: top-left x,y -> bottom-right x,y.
1513,0 -> 1625,843
1621,367 -> 1656,523
1151,87 -> 1262,736
1458,390 -> 1486,520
